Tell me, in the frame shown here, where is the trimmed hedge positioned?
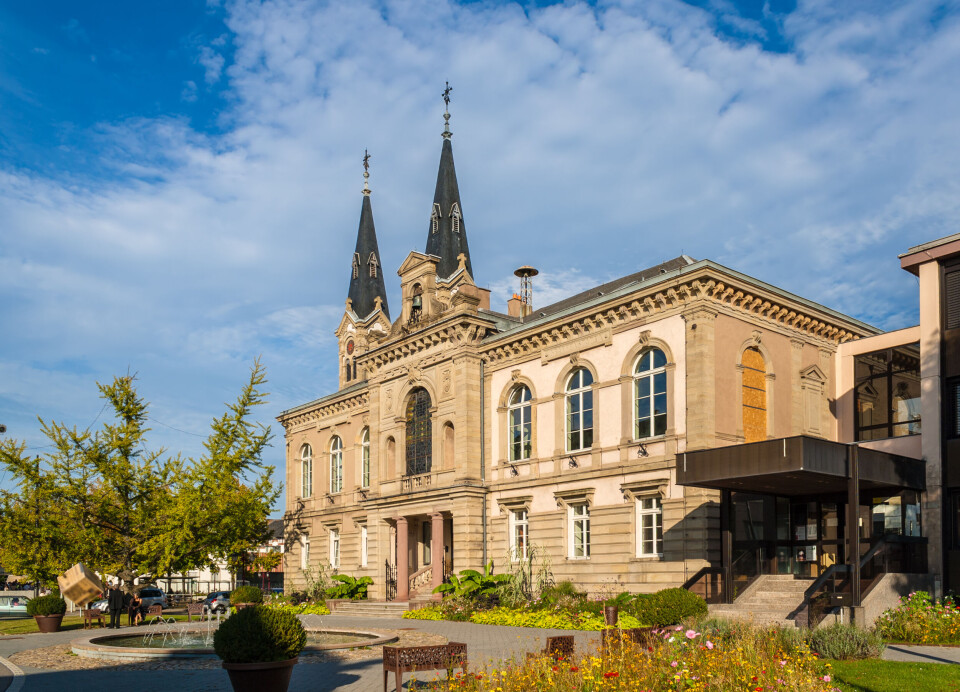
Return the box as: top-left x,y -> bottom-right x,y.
213,605 -> 306,663
631,588 -> 707,627
26,594 -> 66,616
230,584 -> 264,604
265,602 -> 330,616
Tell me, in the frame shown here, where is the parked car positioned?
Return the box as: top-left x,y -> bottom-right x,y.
0,596 -> 29,617
137,587 -> 166,610
201,591 -> 230,614
90,597 -> 109,612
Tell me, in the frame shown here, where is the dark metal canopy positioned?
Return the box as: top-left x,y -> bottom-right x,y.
677,436 -> 924,496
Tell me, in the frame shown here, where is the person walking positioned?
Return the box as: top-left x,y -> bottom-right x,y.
107,583 -> 124,629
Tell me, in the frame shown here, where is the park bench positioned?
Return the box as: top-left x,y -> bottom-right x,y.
382,642 -> 468,692
186,602 -> 207,622
526,635 -> 575,661
144,604 -> 164,625
82,608 -> 105,629
601,627 -> 657,653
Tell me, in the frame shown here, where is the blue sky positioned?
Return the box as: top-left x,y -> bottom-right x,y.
2,0 -> 959,514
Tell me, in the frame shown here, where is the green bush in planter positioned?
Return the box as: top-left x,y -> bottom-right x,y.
214,605 -> 306,664
26,594 -> 67,617
230,584 -> 264,604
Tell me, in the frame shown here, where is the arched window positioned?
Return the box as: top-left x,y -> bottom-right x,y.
329,436 -> 343,494
442,422 -> 455,468
741,347 -> 767,443
431,203 -> 441,234
300,444 -> 313,498
508,385 -> 532,461
361,427 -> 370,488
634,348 -> 667,439
405,388 -> 432,475
565,368 -> 594,452
368,252 -> 378,278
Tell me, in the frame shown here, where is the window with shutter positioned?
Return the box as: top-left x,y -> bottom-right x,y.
946,271 -> 960,330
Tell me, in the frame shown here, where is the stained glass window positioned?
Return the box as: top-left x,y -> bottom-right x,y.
405,388 -> 432,476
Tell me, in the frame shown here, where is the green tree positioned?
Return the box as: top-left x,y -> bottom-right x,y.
0,375 -> 180,591
155,359 -> 280,586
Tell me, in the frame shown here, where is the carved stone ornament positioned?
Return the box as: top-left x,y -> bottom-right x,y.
569,353 -> 579,366
750,330 -> 762,345
511,369 -> 521,383
385,389 -> 394,413
408,364 -> 422,383
638,330 -> 651,347
442,370 -> 452,394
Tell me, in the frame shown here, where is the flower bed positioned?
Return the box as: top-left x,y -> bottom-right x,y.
404,606 -> 642,631
264,601 -> 331,617
433,624 -> 837,691
874,591 -> 960,645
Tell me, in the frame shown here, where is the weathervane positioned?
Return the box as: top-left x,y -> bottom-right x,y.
362,149 -> 371,195
442,81 -> 453,139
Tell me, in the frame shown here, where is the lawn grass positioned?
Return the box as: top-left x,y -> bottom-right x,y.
828,659 -> 960,692
0,612 -> 191,635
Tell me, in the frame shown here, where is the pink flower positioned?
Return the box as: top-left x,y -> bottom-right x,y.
685,630 -> 698,639
705,641 -> 714,650
671,661 -> 678,668
823,675 -> 831,683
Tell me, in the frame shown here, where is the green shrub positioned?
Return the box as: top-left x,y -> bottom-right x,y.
325,574 -> 373,600
807,623 -> 884,660
26,594 -> 66,616
631,588 -> 707,626
213,605 -> 306,663
230,585 -> 264,604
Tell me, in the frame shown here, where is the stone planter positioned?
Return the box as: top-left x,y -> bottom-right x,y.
34,614 -> 65,633
222,657 -> 298,692
603,605 -> 619,627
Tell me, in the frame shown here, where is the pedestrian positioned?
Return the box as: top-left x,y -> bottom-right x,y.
107,582 -> 124,629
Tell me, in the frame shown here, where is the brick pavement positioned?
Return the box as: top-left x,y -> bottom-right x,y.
0,615 -> 601,692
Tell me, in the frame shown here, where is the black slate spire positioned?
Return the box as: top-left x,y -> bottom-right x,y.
347,155 -> 390,321
425,88 -> 473,280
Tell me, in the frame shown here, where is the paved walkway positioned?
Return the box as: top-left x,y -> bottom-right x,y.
0,615 -> 599,692
882,643 -> 960,665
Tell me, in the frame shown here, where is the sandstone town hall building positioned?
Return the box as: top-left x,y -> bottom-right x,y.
279,99 -> 941,619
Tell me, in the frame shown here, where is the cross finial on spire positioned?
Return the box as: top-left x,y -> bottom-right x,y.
442,81 -> 453,139
362,149 -> 371,195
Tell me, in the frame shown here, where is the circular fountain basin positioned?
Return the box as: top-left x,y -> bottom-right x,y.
72,624 -> 397,661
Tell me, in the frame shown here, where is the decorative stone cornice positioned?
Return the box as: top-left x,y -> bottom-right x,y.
278,389 -> 370,432
363,316 -> 492,375
483,269 -> 869,365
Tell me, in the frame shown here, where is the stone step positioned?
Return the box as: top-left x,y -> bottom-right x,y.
330,601 -> 410,617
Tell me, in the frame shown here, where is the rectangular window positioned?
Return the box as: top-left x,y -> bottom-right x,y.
636,497 -> 663,557
854,343 -> 921,440
362,443 -> 371,488
509,509 -> 528,561
569,504 -> 590,559
949,378 -> 960,439
300,536 -> 310,571
360,525 -> 368,568
329,529 -> 340,569
422,522 -> 432,566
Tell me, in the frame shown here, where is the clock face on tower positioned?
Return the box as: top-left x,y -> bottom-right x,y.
346,340 -> 355,355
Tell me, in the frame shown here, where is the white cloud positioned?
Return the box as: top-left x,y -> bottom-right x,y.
3,0 -> 960,508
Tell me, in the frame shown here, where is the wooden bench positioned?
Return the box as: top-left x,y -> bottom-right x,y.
186,602 -> 207,622
82,608 -> 105,629
526,635 -> 575,661
382,642 -> 467,692
601,627 -> 657,653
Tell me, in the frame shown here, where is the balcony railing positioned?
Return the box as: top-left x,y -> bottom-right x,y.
401,473 -> 432,493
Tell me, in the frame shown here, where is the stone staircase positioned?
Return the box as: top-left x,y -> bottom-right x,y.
708,575 -> 814,628
328,601 -> 411,618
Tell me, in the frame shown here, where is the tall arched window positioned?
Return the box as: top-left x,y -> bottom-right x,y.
405,388 -> 432,475
566,368 -> 594,452
742,347 -> 767,443
361,427 -> 370,488
329,436 -> 343,494
300,444 -> 313,498
508,385 -> 532,461
635,348 -> 667,439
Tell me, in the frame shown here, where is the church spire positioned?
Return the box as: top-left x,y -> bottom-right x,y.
425,83 -> 473,280
347,150 -> 390,321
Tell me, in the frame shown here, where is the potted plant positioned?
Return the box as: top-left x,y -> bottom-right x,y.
230,585 -> 264,611
26,594 -> 67,633
214,605 -> 306,692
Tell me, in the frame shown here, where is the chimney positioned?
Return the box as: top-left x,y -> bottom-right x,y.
507,293 -> 525,318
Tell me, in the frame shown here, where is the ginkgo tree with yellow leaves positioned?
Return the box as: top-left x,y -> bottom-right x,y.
0,360 -> 280,593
